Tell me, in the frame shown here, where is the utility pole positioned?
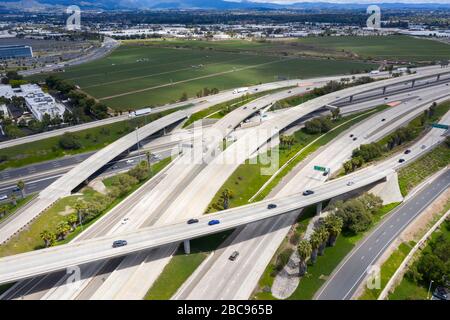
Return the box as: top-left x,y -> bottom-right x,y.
135,126 -> 141,161
427,280 -> 434,300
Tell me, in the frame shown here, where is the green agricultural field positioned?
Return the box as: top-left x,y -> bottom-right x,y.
298,35 -> 450,62
33,44 -> 376,110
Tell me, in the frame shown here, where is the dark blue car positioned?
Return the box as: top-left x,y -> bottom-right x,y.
208,219 -> 220,226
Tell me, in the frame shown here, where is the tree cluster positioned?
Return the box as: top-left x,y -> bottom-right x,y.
329,193 -> 383,235
304,116 -> 333,134
46,76 -> 109,123
407,220 -> 450,287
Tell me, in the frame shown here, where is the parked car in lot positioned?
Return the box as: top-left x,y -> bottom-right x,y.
112,240 -> 127,248
267,203 -> 277,209
208,219 -> 220,226
302,190 -> 314,196
404,149 -> 411,154
229,251 -> 239,261
398,158 -> 405,163
187,218 -> 199,224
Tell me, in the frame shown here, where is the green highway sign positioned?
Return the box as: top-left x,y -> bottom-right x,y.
314,165 -> 327,172
431,123 -> 449,130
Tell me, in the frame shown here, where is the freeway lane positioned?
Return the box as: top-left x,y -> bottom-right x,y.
315,169 -> 450,300
0,167 -> 392,285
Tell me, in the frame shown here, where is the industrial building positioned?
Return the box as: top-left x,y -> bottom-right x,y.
0,45 -> 33,59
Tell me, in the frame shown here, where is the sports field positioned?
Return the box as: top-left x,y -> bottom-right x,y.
46,44 -> 375,110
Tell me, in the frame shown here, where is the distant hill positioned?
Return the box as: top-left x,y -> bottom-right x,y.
1,0 -> 450,11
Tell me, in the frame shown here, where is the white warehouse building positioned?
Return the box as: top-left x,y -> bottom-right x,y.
0,84 -> 66,121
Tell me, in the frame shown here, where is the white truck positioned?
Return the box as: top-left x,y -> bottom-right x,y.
232,87 -> 249,94
370,70 -> 380,75
129,107 -> 152,118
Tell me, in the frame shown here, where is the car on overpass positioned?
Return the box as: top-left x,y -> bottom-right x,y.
302,190 -> 314,196
187,218 -> 199,224
229,251 -> 239,261
112,240 -> 128,248
267,204 -> 277,209
208,219 -> 220,226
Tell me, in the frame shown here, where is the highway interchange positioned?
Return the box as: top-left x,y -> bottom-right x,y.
0,64 -> 449,300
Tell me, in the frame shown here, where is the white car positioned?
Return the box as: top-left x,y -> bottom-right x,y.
0,194 -> 8,201
126,159 -> 135,164
121,218 -> 130,225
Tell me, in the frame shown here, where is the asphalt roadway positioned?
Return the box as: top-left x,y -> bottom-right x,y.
315,168 -> 450,300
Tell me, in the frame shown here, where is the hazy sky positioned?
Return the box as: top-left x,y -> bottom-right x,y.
244,0 -> 450,3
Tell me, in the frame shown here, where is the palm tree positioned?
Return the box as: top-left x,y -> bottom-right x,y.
56,221 -> 71,240
324,214 -> 344,247
10,194 -> 17,206
309,231 -> 322,265
73,201 -> 87,225
0,204 -> 8,218
40,230 -> 56,248
317,226 -> 329,256
16,180 -> 25,198
67,214 -> 78,230
297,239 -> 312,276
220,189 -> 234,210
145,151 -> 152,176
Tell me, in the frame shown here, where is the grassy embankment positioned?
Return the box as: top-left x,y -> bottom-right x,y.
388,213 -> 450,300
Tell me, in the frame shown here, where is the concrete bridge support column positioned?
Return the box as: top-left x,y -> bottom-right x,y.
437,74 -> 441,81
316,202 -> 323,216
183,239 -> 191,254
411,80 -> 416,88
382,86 -> 387,94
349,95 -> 353,103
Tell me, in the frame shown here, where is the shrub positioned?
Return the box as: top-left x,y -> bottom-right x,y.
59,132 -> 81,150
